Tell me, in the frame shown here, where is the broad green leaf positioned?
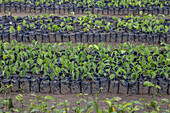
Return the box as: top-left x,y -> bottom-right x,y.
164,72 -> 169,79
17,25 -> 21,32
123,103 -> 132,107
94,45 -> 99,50
139,11 -> 143,15
121,50 -> 126,54
110,74 -> 115,79
37,58 -> 43,65
143,81 -> 154,87
155,85 -> 161,90
92,100 -> 102,113
45,95 -> 55,101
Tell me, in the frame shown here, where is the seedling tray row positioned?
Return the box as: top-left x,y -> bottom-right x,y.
0,0 -> 169,15
0,14 -> 169,44
0,41 -> 169,94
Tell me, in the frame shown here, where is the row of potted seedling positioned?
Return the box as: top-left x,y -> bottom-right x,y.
1,74 -> 170,95
1,4 -> 169,15
0,13 -> 169,43
0,0 -> 169,8
0,13 -> 169,35
0,40 -> 169,82
1,30 -> 169,43
0,0 -> 169,15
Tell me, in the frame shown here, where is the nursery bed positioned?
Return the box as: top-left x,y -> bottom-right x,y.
0,1 -> 170,112
0,0 -> 169,16
0,41 -> 169,95
1,76 -> 169,95
0,14 -> 169,44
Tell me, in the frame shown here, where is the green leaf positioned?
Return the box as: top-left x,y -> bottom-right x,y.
131,107 -> 140,112
3,55 -> 7,60
160,3 -> 163,8
155,85 -> 161,90
151,98 -> 157,109
121,50 -> 126,54
148,56 -> 153,62
151,71 -> 156,79
23,20 -> 26,26
145,49 -> 150,56
105,26 -> 109,31
123,103 -> 132,107
107,45 -> 112,51
165,26 -> 169,33
123,42 -> 127,48
139,11 -> 143,15
164,72 -> 169,79
31,108 -> 39,112
143,81 -> 154,87
45,95 -> 55,101
94,45 -> 99,50
139,98 -> 147,101
60,22 -> 64,27
110,74 -> 115,79
17,25 -> 21,32
161,98 -> 169,103
151,111 -> 158,113
37,58 -> 43,65
58,102 -> 65,106
9,98 -> 14,110
92,100 -> 102,113
7,71 -> 10,79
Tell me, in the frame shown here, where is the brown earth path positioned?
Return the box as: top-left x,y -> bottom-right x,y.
0,12 -> 169,18
0,92 -> 170,112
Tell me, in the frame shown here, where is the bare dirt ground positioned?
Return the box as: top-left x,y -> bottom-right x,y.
0,12 -> 128,18
0,12 -> 169,18
7,41 -> 162,51
0,92 -> 169,112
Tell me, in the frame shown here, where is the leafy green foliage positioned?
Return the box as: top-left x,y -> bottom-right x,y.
0,40 -> 169,81
4,13 -> 169,36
